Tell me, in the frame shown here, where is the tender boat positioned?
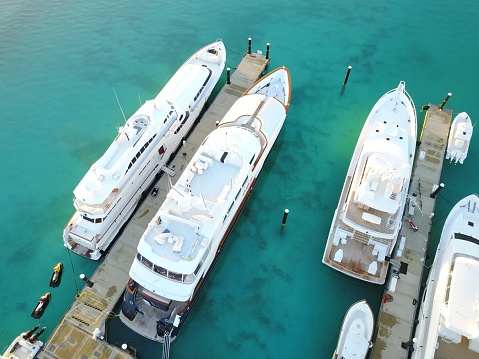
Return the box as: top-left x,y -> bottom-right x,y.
31,292 -> 51,319
63,41 -> 226,260
333,300 -> 374,359
412,194 -> 479,358
49,262 -> 63,288
119,67 -> 291,342
445,112 -> 473,164
1,325 -> 45,359
323,81 -> 417,284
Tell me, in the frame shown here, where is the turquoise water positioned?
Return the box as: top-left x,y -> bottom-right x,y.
1,0 -> 477,358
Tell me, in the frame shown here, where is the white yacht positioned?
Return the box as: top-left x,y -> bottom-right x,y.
119,67 -> 291,342
446,112 -> 473,164
63,41 -> 226,260
323,81 -> 417,284
412,194 -> 479,358
333,300 -> 374,359
1,325 -> 45,359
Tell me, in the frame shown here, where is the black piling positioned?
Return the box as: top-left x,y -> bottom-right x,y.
430,183 -> 445,198
438,92 -> 452,110
226,67 -> 231,84
80,273 -> 94,288
343,66 -> 352,86
121,344 -> 136,355
266,43 -> 270,59
281,209 -> 289,227
247,37 -> 252,54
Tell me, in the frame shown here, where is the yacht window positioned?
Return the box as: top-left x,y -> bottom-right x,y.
82,215 -> 94,223
132,157 -> 137,164
183,273 -> 195,284
242,177 -> 248,187
168,271 -> 182,282
194,262 -> 201,276
94,218 -> 103,223
136,253 -> 142,262
141,256 -> 153,269
249,155 -> 255,164
153,265 -> 167,276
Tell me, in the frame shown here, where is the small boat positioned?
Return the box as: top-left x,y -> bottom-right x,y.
323,81 -> 417,284
445,112 -> 473,164
2,325 -> 45,359
412,195 -> 479,358
333,300 -> 374,359
31,292 -> 51,319
49,262 -> 63,288
119,67 -> 291,343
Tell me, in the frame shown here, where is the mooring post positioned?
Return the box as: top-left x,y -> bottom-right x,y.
247,37 -> 252,54
343,66 -> 352,86
281,209 -> 289,227
438,92 -> 452,110
226,67 -> 231,84
430,183 -> 445,198
266,43 -> 270,59
80,273 -> 94,288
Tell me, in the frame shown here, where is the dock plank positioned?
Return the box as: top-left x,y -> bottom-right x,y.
371,104 -> 452,358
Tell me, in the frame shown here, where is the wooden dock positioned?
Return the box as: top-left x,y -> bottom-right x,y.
39,51 -> 270,359
371,104 -> 452,358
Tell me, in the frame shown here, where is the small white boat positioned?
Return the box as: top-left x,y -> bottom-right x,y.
119,67 -> 291,342
63,41 -> 226,260
412,194 -> 479,358
1,326 -> 45,359
333,300 -> 374,359
446,112 -> 473,164
323,81 -> 417,284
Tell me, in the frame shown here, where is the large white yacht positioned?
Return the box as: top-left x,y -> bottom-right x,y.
63,41 -> 226,260
323,81 -> 417,284
120,67 -> 291,342
412,194 -> 479,358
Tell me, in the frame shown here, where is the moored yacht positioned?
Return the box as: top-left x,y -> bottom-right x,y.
412,194 -> 479,358
1,325 -> 45,359
323,81 -> 417,284
119,67 -> 291,342
63,41 -> 226,260
445,112 -> 473,164
333,300 -> 374,359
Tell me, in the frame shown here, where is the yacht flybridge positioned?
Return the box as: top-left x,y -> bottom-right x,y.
323,81 -> 417,284
63,41 -> 226,260
120,67 -> 291,342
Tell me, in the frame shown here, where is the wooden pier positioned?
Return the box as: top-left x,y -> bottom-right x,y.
371,104 -> 452,358
39,51 -> 270,359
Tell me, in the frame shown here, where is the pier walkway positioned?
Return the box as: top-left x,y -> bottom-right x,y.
39,51 -> 270,359
371,104 -> 452,359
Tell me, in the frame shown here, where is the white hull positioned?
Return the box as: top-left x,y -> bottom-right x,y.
412,194 -> 479,358
1,332 -> 43,359
445,112 -> 473,164
333,300 -> 374,359
119,67 -> 291,342
63,41 -> 226,260
323,81 -> 417,284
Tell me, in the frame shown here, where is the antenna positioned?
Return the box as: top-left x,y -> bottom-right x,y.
112,87 -> 127,123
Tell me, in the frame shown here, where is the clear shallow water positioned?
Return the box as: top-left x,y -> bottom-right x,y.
1,0 -> 478,358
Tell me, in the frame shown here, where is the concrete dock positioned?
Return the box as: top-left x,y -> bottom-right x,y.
39,51 -> 270,359
371,104 -> 452,358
